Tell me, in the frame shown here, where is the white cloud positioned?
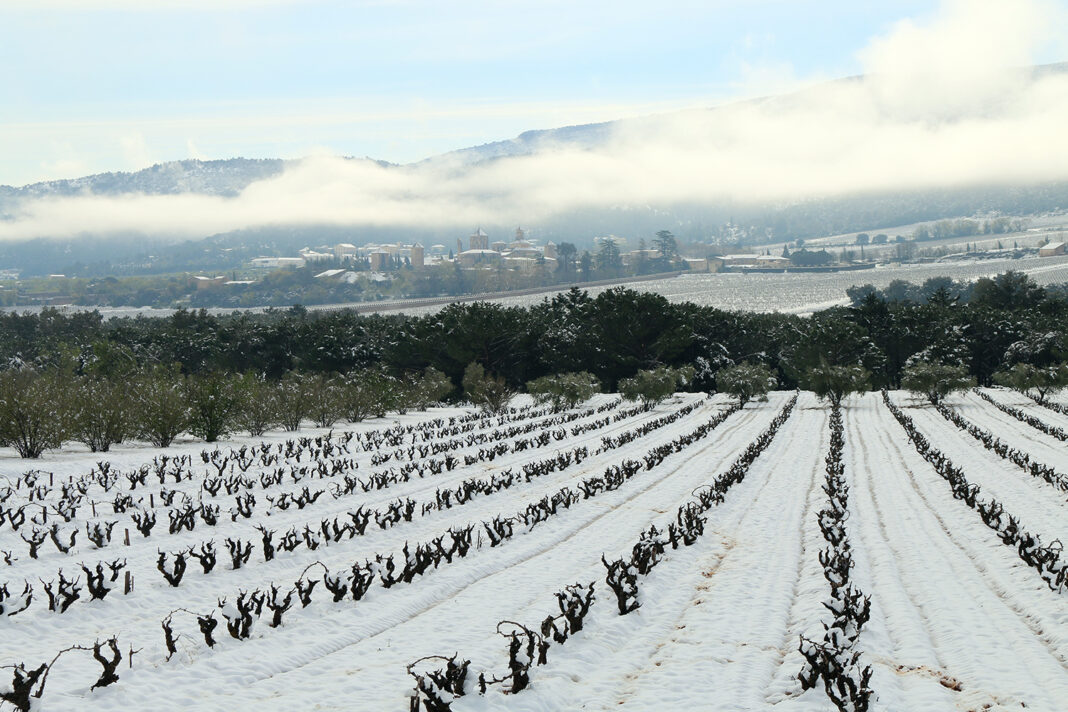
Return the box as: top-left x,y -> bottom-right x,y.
857,0 -> 1066,119
1,0 -> 1066,242
4,0 -> 311,9
185,139 -> 206,161
119,133 -> 156,171
38,159 -> 93,182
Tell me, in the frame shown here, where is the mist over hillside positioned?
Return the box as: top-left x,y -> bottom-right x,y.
2,62 -> 1067,276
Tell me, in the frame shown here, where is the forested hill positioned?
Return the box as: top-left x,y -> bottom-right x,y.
0,158 -> 286,202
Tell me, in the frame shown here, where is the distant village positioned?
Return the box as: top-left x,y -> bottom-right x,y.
253,227 -> 559,277
187,224 -> 1066,292
2,222 -> 1065,309
190,226 -> 715,292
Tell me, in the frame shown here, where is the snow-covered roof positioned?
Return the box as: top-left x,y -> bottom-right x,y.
315,269 -> 346,279
251,257 -> 304,265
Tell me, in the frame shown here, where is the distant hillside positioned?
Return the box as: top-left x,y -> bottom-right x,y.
422,121 -> 619,165
5,63 -> 1066,198
2,63 -> 1067,277
0,158 -> 286,204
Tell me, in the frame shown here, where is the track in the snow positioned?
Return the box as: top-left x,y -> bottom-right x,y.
1,390 -> 1066,712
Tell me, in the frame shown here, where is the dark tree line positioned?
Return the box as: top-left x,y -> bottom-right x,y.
1,271 -> 1066,397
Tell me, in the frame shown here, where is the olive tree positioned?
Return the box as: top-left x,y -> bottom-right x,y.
134,365 -> 190,448
462,362 -> 515,415
306,373 -> 345,428
0,368 -> 69,458
275,371 -> 310,431
619,366 -> 694,406
803,361 -> 871,408
232,372 -> 279,437
410,367 -> 454,410
714,363 -> 776,407
901,362 -> 975,404
368,368 -> 408,416
342,367 -> 398,422
993,362 -> 1068,403
69,377 -> 132,452
186,372 -> 241,442
526,371 -> 600,411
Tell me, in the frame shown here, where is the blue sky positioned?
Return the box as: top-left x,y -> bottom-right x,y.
2,0 -> 1067,241
0,0 -> 968,185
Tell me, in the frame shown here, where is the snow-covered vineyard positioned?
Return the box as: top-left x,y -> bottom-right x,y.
1,389 -> 1066,711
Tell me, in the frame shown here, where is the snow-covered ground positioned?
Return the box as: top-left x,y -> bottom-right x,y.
373,254 -> 1068,317
1,390 -> 1066,711
6,254 -> 1068,320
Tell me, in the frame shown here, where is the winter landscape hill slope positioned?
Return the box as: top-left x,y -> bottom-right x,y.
3,63 -> 1066,199
2,63 -> 1068,276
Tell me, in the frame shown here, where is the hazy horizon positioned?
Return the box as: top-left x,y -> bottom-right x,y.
2,0 -> 1067,243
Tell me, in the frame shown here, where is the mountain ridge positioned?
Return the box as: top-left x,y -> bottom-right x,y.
2,61 -> 1067,279
5,62 -> 1066,198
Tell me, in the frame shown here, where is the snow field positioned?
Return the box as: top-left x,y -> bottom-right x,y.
383,255 -> 1068,317
892,395 -> 1067,542
1,392 -> 757,709
1,391 -> 1067,711
492,394 -> 833,711
1,397 -> 703,654
846,394 -> 1068,711
957,389 -> 1068,454
234,397 -> 782,710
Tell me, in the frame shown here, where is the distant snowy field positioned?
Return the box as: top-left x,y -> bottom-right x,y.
380,254 -> 1068,316
6,255 -> 1068,321
1,390 -> 1066,711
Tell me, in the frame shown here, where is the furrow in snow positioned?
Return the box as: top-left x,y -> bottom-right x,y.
894,395 -> 1067,541
849,393 -> 1068,711
30,396 -> 783,710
